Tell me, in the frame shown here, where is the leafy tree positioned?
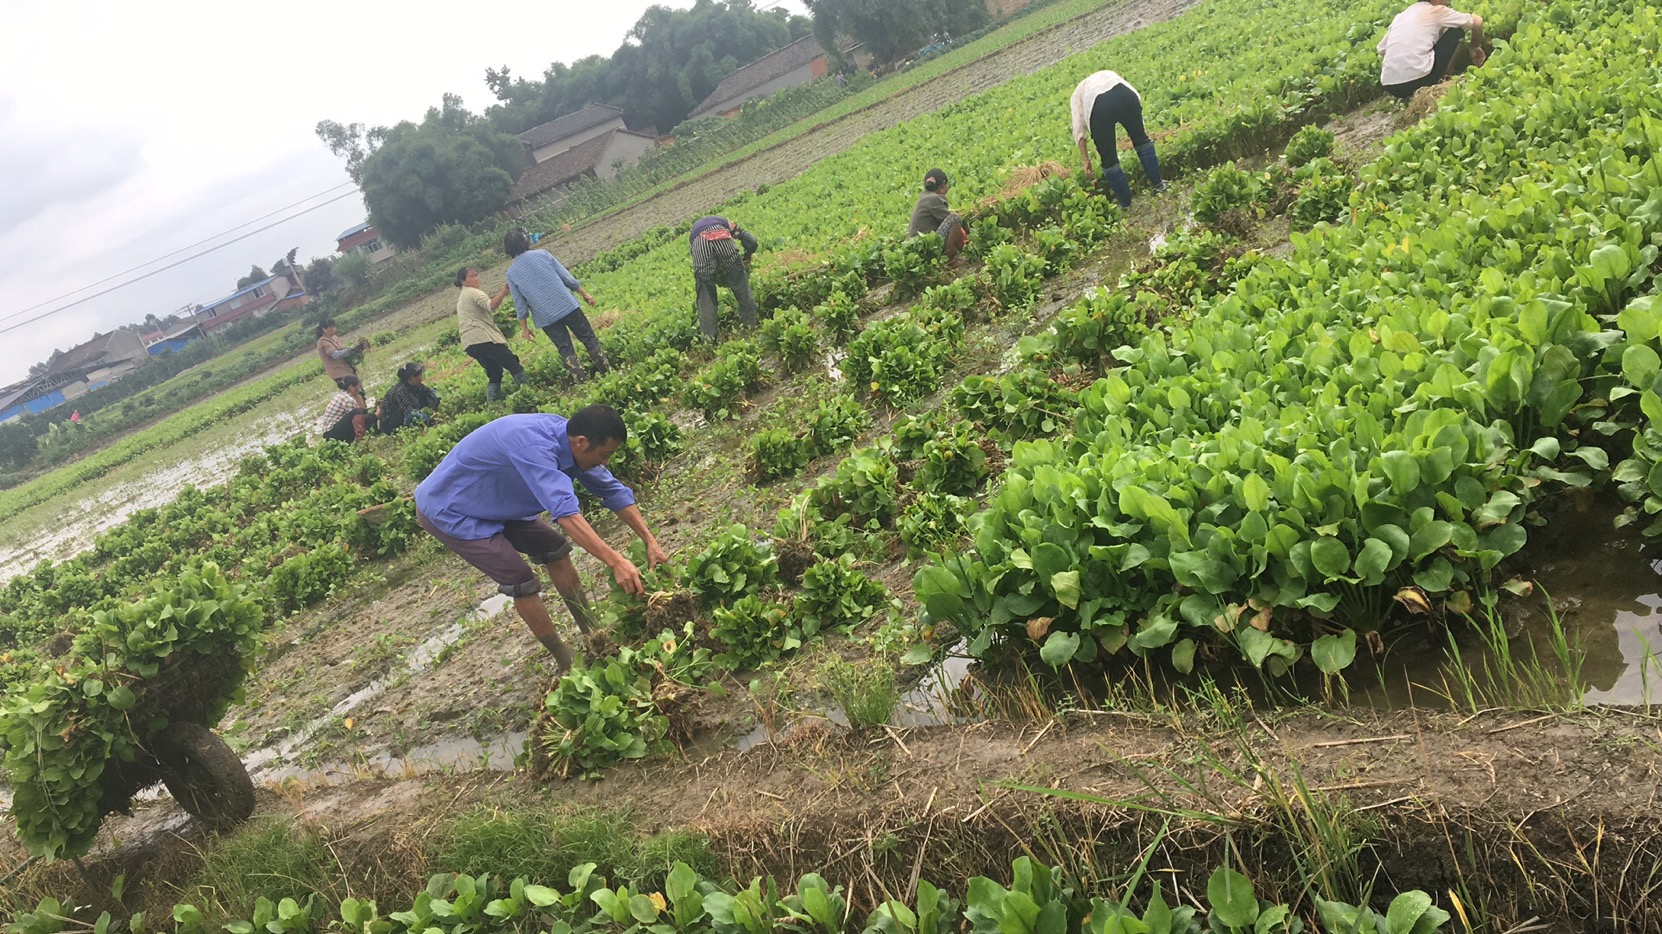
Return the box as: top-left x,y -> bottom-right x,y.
303,257 -> 339,296
334,251 -> 372,291
315,120 -> 370,184
806,0 -> 987,64
0,420 -> 37,473
353,95 -> 524,249
237,265 -> 268,288
482,0 -> 811,135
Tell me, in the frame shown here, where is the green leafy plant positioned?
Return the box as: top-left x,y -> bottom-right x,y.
899,491 -> 975,558
916,423 -> 990,496
796,555 -> 890,631
805,448 -> 900,529
539,658 -> 669,780
1191,161 -> 1270,226
682,525 -> 779,606
682,341 -> 765,421
710,596 -> 804,671
0,563 -> 263,857
979,244 -> 1047,310
1283,123 -> 1336,167
1289,157 -> 1355,230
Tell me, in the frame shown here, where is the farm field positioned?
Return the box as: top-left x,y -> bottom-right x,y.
0,0 -> 1192,543
4,0 -> 1662,929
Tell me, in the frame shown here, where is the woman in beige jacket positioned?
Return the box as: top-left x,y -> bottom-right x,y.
316,318 -> 368,382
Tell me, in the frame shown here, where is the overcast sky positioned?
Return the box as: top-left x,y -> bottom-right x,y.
0,0 -> 808,387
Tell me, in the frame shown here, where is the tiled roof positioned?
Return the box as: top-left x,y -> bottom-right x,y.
690,36 -> 827,119
508,129 -> 652,203
336,221 -> 374,241
44,332 -> 132,379
519,104 -> 625,150
200,275 -> 279,311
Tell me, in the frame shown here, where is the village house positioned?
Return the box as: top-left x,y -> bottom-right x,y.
0,330 -> 150,422
519,104 -> 632,164
336,223 -> 397,264
192,273 -> 309,335
503,125 -> 657,218
687,36 -> 836,122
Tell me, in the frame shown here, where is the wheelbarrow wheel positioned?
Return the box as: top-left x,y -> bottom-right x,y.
154,721 -> 255,830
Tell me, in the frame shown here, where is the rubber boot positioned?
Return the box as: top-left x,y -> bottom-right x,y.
1102,164 -> 1133,208
485,382 -> 504,401
512,370 -> 529,388
1136,142 -> 1167,193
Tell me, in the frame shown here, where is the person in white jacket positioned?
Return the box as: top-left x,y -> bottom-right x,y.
1070,70 -> 1165,209
1378,0 -> 1486,100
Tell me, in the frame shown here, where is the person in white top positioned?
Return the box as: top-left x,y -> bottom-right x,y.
1377,0 -> 1486,100
1069,70 -> 1166,209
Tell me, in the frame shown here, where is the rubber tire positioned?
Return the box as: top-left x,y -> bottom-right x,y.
154,721 -> 255,831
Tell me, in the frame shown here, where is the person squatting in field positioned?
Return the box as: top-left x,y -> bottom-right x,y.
1070,70 -> 1166,209
688,215 -> 759,342
504,228 -> 611,382
319,374 -> 375,443
412,405 -> 670,673
1377,0 -> 1486,101
907,168 -> 969,261
454,267 -> 528,401
377,361 -> 441,433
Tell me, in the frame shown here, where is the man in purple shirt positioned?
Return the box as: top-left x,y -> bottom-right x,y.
414,405 -> 669,672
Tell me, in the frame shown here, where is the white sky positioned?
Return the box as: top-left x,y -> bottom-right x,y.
0,0 -> 808,386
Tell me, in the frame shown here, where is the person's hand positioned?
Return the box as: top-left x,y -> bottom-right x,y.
610,557 -> 645,596
1470,46 -> 1488,66
1081,159 -> 1094,178
582,291 -> 597,307
645,540 -> 669,569
521,325 -> 535,341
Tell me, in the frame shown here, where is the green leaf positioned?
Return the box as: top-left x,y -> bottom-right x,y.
1354,538 -> 1393,584
1039,631 -> 1080,667
1384,891 -> 1434,934
1380,450 -> 1421,495
1205,867 -> 1258,928
1624,344 -> 1661,389
107,685 -> 137,710
1408,521 -> 1453,559
1051,571 -> 1082,611
1311,630 -> 1357,675
1241,473 -> 1271,512
1310,538 -> 1350,579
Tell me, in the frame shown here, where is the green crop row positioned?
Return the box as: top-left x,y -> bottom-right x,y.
916,0 -> 1662,674
12,854 -> 1453,934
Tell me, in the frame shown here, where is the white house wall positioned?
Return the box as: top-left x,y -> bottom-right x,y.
531,118 -> 626,164
706,63 -> 820,117
594,134 -> 655,181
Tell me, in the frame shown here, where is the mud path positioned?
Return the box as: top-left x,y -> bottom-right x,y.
23,709 -> 1662,932
522,0 -> 1201,271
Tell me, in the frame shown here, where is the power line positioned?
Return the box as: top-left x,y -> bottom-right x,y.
3,182 -> 359,325
0,189 -> 362,338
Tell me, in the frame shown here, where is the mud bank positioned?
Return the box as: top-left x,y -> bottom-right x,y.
12,709 -> 1659,932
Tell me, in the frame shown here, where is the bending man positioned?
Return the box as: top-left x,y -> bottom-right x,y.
1378,0 -> 1486,101
689,215 -> 758,342
414,405 -> 669,673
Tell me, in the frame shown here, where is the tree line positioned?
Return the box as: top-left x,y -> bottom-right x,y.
318,0 -> 992,250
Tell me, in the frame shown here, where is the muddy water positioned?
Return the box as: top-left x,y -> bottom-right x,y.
1345,503 -> 1662,708
0,406 -> 309,582
245,595 -> 516,782
1522,507 -> 1662,706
